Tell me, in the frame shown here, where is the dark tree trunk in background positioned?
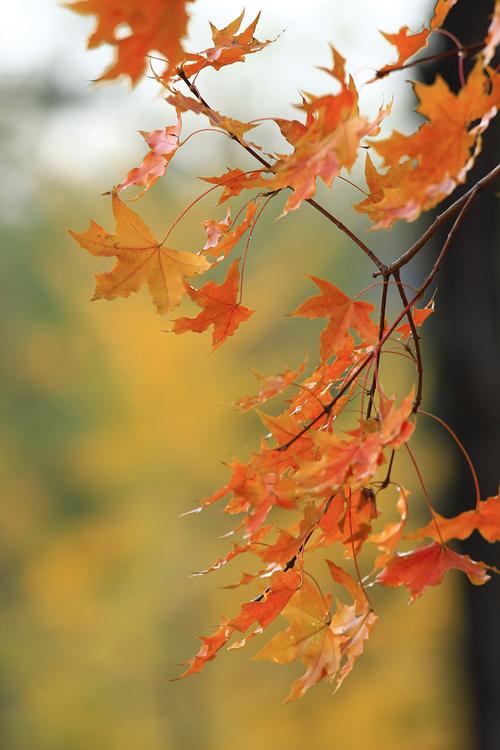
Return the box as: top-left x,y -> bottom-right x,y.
424,3 -> 500,748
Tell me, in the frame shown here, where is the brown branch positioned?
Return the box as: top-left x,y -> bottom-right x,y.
176,66 -> 387,274
366,274 -> 389,419
279,185 -> 481,452
381,163 -> 500,277
393,269 -> 423,413
374,41 -> 484,79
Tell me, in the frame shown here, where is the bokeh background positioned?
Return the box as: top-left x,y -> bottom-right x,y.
1,2 -> 498,749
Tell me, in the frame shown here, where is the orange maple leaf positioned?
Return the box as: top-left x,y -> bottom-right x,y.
178,620 -> 233,678
202,202 -> 257,260
202,168 -> 266,204
377,542 -> 490,601
263,47 -> 388,215
375,0 -> 458,79
181,11 -> 273,78
395,302 -> 434,340
233,361 -> 306,412
357,61 -> 500,228
68,0 -> 193,83
483,0 -> 500,64
69,191 -> 210,314
172,259 -> 254,349
407,491 -> 500,544
291,276 -> 378,360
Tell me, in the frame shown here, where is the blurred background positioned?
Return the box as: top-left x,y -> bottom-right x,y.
1,1 -> 498,748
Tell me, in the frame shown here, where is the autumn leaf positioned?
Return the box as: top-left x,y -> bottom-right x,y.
377,542 -> 490,601
261,47 -> 388,215
229,569 -> 302,633
167,90 -> 259,145
255,572 -> 376,700
325,558 -> 368,612
181,11 -> 273,78
483,0 -> 500,64
291,277 -> 378,360
202,168 -> 266,204
395,302 -> 434,340
374,0 -> 458,79
171,259 -> 254,350
202,202 -> 257,260
233,361 -> 306,412
68,0 -> 193,83
357,61 -> 500,228
178,620 -> 233,678
117,114 -> 182,193
369,487 -> 409,567
407,491 -> 500,544
69,191 -> 210,314
258,504 -> 320,565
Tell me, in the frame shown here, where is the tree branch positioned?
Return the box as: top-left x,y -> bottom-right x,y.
176,67 -> 387,274
381,163 -> 500,277
394,269 -> 424,413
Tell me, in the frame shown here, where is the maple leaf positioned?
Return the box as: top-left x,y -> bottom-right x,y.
202,168 -> 266,204
261,47 -> 388,215
69,191 -> 210,314
181,11 -> 273,78
255,572 -> 376,700
178,620 -> 233,678
374,0 -> 458,80
68,0 -> 193,83
483,0 -> 500,64
395,302 -> 434,340
377,542 -> 490,601
407,491 -> 500,544
258,504 -> 321,566
117,114 -> 182,193
202,202 -> 257,260
288,341 -> 356,421
233,361 -> 306,412
357,61 -> 500,228
325,558 -> 368,612
291,277 -> 378,360
171,259 -> 254,350
229,569 -> 302,633
369,487 -> 409,567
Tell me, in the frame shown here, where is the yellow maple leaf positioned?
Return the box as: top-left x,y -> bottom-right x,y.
69,191 -> 210,315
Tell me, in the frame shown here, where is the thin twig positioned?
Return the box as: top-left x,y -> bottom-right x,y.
366,274 -> 389,418
382,163 -> 500,277
394,269 -> 423,413
279,186 -> 481,452
374,41 -> 483,79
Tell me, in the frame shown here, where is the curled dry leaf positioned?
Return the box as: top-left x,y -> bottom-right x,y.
117,115 -> 182,194
202,202 -> 257,260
